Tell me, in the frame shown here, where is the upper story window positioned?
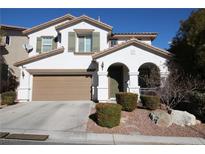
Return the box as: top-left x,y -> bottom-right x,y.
41,37 -> 53,52
78,35 -> 92,52
111,39 -> 118,47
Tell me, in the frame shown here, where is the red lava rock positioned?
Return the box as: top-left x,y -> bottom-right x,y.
87,108 -> 205,138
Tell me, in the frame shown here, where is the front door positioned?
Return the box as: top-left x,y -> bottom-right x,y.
108,66 -> 123,98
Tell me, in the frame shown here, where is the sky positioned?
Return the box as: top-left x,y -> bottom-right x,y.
0,8 -> 195,49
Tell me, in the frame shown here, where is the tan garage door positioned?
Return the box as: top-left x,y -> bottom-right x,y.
32,75 -> 91,101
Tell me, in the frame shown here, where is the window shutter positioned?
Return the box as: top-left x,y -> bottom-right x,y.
36,37 -> 42,53
52,37 -> 57,50
92,32 -> 100,52
68,32 -> 76,52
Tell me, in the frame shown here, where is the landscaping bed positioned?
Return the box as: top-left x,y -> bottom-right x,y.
87,107 -> 205,138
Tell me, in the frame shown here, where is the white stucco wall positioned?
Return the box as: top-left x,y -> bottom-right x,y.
25,52 -> 93,69
95,45 -> 168,102
28,20 -> 109,57
59,21 -> 109,52
117,39 -> 152,45
17,45 -> 169,102
28,20 -> 69,57
16,51 -> 96,102
17,17 -> 169,102
17,67 -> 33,102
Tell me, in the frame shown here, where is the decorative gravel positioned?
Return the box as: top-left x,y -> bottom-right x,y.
87,107 -> 205,138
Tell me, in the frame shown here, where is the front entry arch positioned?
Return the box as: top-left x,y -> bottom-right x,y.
107,63 -> 129,98
138,62 -> 160,88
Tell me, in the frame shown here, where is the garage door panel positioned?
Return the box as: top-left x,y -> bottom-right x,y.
32,75 -> 91,101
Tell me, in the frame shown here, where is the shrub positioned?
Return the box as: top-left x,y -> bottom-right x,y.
116,92 -> 138,112
188,92 -> 205,122
96,103 -> 122,128
1,91 -> 16,105
140,95 -> 160,110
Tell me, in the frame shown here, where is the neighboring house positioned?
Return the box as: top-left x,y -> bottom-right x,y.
0,24 -> 28,93
13,14 -> 172,102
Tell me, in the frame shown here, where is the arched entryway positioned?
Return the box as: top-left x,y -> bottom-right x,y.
138,62 -> 160,95
107,63 -> 129,98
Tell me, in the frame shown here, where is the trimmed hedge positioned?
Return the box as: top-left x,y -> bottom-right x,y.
96,103 -> 122,128
140,95 -> 160,110
189,92 -> 205,122
1,91 -> 16,105
116,92 -> 138,112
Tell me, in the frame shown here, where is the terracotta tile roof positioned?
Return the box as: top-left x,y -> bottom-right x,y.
56,15 -> 112,31
112,32 -> 158,35
92,39 -> 172,59
14,47 -> 64,67
23,14 -> 75,35
0,24 -> 28,31
111,32 -> 158,41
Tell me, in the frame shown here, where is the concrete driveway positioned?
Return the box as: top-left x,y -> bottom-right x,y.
0,101 -> 93,133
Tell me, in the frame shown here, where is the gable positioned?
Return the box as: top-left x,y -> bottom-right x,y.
56,15 -> 112,32
95,45 -> 169,72
23,14 -> 75,35
93,39 -> 172,59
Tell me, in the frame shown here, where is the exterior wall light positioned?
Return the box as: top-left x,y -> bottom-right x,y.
101,62 -> 104,71
22,71 -> 25,78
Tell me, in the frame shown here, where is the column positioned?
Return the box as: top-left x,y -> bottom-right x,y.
17,68 -> 31,102
97,71 -> 109,102
129,72 -> 140,96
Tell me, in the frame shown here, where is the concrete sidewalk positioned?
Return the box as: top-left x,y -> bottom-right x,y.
1,130 -> 205,145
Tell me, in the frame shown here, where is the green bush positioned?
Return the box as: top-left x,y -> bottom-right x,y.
140,95 -> 160,110
116,92 -> 138,112
188,92 -> 205,122
96,103 -> 122,128
1,91 -> 16,105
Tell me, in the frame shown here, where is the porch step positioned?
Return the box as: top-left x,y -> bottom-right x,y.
108,98 -> 116,103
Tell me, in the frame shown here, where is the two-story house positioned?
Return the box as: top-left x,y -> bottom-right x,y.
14,14 -> 171,102
0,24 -> 28,93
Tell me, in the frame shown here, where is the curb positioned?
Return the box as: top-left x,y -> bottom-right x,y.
1,130 -> 205,145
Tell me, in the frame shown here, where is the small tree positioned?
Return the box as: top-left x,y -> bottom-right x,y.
138,63 -> 160,88
157,69 -> 205,112
140,63 -> 205,112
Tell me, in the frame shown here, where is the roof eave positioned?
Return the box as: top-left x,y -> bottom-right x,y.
22,14 -> 75,35
92,40 -> 172,60
110,32 -> 158,41
14,47 -> 64,67
0,24 -> 28,31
